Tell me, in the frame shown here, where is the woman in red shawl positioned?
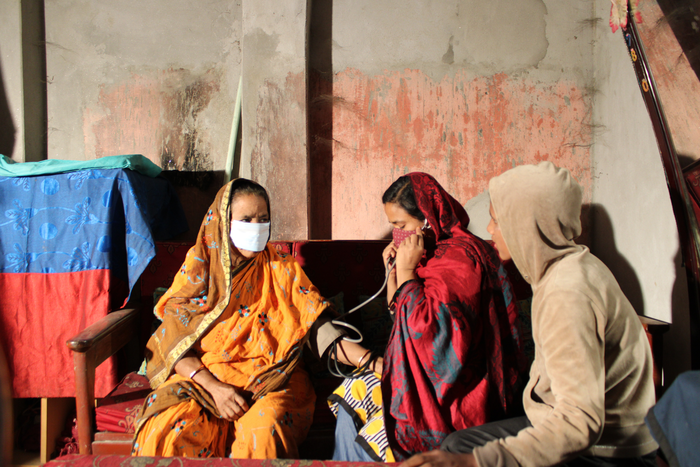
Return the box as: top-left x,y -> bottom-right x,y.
329,172 -> 527,462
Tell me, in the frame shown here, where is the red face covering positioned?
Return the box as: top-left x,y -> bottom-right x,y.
391,227 -> 415,246
392,218 -> 429,247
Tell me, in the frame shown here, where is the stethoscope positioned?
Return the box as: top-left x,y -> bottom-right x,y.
326,219 -> 430,378
327,258 -> 395,378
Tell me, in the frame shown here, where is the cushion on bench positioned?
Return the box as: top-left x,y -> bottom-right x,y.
95,373 -> 151,434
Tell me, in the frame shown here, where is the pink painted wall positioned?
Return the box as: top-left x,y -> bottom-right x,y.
330,68 -> 592,239
83,69 -> 224,171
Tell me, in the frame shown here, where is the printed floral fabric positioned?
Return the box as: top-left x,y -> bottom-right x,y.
0,168 -> 187,301
133,179 -> 331,458
133,368 -> 316,458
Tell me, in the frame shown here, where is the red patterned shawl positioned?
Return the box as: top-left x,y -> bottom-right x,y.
382,172 -> 526,459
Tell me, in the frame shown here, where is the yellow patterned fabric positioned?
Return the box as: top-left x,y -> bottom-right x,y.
132,179 -> 331,458
328,372 -> 395,462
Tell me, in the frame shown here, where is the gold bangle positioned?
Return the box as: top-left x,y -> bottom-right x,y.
189,364 -> 206,380
357,350 -> 371,368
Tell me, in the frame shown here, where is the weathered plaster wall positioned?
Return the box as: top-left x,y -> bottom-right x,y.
44,0 -> 242,170
591,0 -> 690,379
241,0 -> 309,240
0,0 -> 22,161
1,0 -> 47,163
324,0 -> 596,240
321,0 -> 692,377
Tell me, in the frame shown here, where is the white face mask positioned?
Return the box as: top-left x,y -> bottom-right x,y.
229,220 -> 270,252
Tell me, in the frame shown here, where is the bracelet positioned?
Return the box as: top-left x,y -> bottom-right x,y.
189,364 -> 206,380
357,350 -> 372,368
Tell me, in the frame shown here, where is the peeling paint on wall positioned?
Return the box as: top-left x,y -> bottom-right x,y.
330,68 -> 592,239
83,68 -> 223,171
331,0 -> 549,79
251,71 -> 308,240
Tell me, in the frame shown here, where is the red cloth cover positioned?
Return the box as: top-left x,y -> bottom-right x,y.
0,270 -> 120,398
95,372 -> 151,433
0,169 -> 188,399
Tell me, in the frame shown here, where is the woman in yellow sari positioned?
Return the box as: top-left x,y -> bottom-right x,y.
132,179 -> 371,458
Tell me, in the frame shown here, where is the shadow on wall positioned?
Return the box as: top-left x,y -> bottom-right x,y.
0,55 -> 17,157
587,203 -> 645,316
160,170 -> 226,244
666,247 -> 692,384
656,0 -> 700,83
677,154 -> 696,170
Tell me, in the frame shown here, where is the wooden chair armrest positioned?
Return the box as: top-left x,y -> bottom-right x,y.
65,307 -> 141,455
66,307 -> 139,362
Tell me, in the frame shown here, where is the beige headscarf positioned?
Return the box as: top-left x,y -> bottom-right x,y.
489,161 -> 584,285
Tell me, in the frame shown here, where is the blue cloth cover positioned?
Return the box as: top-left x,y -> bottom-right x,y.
645,370 -> 700,467
0,168 -> 188,302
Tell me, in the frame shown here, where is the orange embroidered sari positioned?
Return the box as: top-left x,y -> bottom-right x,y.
132,180 -> 330,458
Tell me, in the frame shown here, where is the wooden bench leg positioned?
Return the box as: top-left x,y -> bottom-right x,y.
40,398 -> 74,463
73,352 -> 95,455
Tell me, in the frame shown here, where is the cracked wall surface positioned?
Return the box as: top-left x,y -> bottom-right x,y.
323,0 -> 594,239
45,0 -> 241,170
31,1 -> 690,371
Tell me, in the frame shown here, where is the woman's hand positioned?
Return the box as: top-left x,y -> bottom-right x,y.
174,351 -> 250,421
207,380 -> 250,422
383,242 -> 398,271
395,227 -> 424,286
396,227 -> 424,271
371,356 -> 384,375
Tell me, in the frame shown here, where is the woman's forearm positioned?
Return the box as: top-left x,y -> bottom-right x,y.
335,341 -> 382,373
175,352 -> 250,421
174,351 -> 202,377
387,280 -> 398,302
334,341 -> 367,367
174,351 -> 221,391
396,269 -> 417,288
